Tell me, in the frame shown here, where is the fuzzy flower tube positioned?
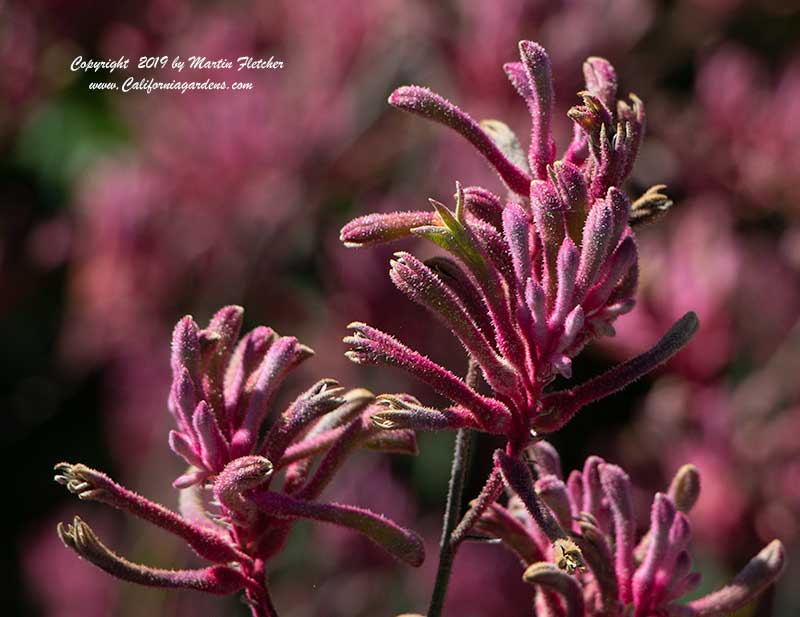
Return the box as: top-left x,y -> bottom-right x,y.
341,40 -> 716,615
55,306 -> 424,617
473,441 -> 786,617
341,41 -> 697,450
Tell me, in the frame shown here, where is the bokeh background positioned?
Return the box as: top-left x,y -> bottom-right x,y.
2,0 -> 799,615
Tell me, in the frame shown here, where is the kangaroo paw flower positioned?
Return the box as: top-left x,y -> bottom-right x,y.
686,540 -> 786,616
56,307 -> 425,612
477,450 -> 785,616
57,517 -> 248,595
536,312 -> 699,432
54,462 -> 245,564
523,562 -> 585,617
389,86 -> 532,195
341,42 -> 688,447
251,491 -> 425,567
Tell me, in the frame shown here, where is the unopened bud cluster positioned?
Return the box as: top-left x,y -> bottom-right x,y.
476,442 -> 785,617
341,41 -> 697,446
55,307 -> 423,614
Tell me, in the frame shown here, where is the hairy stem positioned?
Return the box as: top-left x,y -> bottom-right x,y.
427,360 -> 478,617
245,560 -> 279,617
247,592 -> 279,617
449,467 -> 503,545
427,428 -> 473,616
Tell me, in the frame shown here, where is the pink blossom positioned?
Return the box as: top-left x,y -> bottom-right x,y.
477,442 -> 785,617
54,307 -> 424,616
341,41 -> 697,446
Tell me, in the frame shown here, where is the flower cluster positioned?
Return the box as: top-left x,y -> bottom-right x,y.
339,39 -> 784,616
341,41 -> 697,446
47,32 -> 790,617
475,441 -> 786,617
55,306 -> 424,616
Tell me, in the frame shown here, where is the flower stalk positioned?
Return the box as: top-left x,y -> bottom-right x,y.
427,359 -> 478,617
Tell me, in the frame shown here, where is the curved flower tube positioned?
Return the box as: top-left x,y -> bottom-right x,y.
55,306 -> 424,617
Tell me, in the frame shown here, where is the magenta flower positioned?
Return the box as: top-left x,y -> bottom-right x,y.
55,306 -> 424,616
341,41 -> 697,447
477,441 -> 785,617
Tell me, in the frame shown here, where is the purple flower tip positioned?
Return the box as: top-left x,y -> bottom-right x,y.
478,455 -> 784,616
56,307 -> 425,610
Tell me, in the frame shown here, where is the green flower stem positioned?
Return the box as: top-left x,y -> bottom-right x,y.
427,360 -> 478,617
